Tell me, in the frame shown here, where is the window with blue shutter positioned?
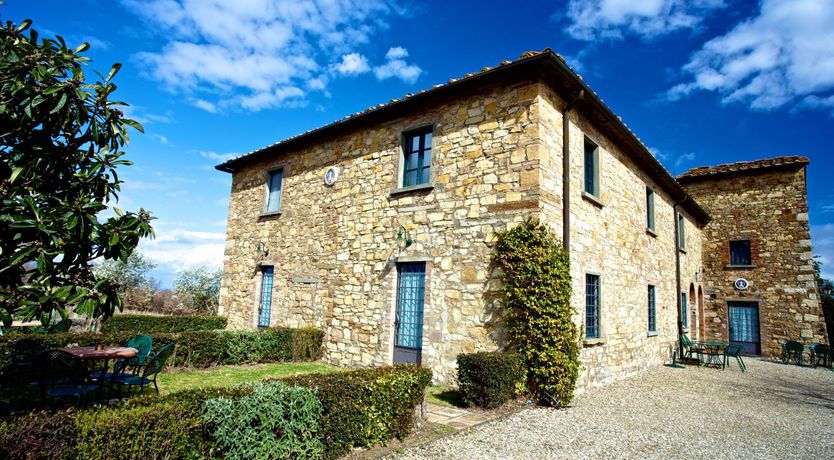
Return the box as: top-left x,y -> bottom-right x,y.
680,292 -> 688,330
258,266 -> 273,327
648,285 -> 656,333
265,169 -> 283,213
646,187 -> 655,232
730,240 -> 752,265
403,129 -> 432,187
585,274 -> 601,339
584,137 -> 599,196
677,213 -> 686,250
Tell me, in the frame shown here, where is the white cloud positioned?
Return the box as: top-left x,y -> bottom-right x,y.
335,53 -> 371,75
563,0 -> 726,41
385,46 -> 409,60
122,0 -> 411,111
374,47 -> 422,84
191,98 -> 219,113
199,151 -> 238,162
811,224 -> 834,280
152,134 -> 169,144
666,0 -> 834,112
140,228 -> 226,285
675,151 -> 697,168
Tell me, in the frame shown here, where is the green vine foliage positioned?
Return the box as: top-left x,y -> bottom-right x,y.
494,218 -> 580,407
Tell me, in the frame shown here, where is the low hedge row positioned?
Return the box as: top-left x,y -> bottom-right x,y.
457,351 -> 526,409
100,314 -> 227,334
0,327 -> 324,372
0,365 -> 433,460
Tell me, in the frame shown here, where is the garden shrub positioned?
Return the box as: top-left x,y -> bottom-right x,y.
75,402 -> 205,460
494,218 -> 581,407
0,326 -> 323,375
100,313 -> 227,334
280,365 -> 432,459
0,366 -> 430,460
457,351 -> 525,409
202,381 -> 323,460
0,410 -> 78,460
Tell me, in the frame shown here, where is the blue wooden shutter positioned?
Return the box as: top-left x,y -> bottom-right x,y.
258,266 -> 274,327
585,274 -> 600,339
395,263 -> 425,349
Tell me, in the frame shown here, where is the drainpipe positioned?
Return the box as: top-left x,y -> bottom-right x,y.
562,90 -> 585,251
674,195 -> 689,363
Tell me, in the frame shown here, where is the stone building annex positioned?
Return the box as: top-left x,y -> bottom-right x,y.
215,50 -> 826,387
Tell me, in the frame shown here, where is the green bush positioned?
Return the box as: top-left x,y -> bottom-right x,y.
202,381 -> 323,460
100,314 -> 227,334
494,218 -> 581,407
457,351 -> 525,409
280,365 -> 432,459
0,326 -> 323,375
75,402 -> 205,460
0,410 -> 78,460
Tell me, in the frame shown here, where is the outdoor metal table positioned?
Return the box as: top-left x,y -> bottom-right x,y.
62,346 -> 138,379
698,341 -> 729,367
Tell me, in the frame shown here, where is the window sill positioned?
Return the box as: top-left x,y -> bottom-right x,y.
725,264 -> 756,269
583,337 -> 606,347
389,183 -> 434,197
581,191 -> 605,208
647,331 -> 658,337
259,211 -> 282,218
646,228 -> 657,238
678,247 -> 687,254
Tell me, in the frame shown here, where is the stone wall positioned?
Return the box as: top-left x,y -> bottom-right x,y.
537,85 -> 704,389
220,79 -> 543,382
682,166 -> 826,356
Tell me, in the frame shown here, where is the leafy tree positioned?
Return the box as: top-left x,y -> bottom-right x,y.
494,218 -> 581,407
174,266 -> 222,314
0,17 -> 153,326
813,257 -> 833,345
94,250 -> 157,309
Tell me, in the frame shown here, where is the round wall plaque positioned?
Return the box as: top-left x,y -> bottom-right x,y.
734,278 -> 749,290
324,166 -> 339,186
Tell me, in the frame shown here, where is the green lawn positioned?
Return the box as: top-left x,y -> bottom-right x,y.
157,362 -> 341,394
426,385 -> 466,408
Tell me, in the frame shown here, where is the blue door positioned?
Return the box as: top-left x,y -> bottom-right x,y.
394,263 -> 425,364
728,301 -> 760,355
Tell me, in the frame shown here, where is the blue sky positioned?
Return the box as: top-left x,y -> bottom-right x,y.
4,0 -> 834,285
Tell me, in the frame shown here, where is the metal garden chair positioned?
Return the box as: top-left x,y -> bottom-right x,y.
89,335 -> 153,382
723,343 -> 746,372
810,344 -> 832,370
10,339 -> 45,386
33,349 -> 100,407
680,334 -> 703,364
111,342 -> 175,396
783,340 -> 804,366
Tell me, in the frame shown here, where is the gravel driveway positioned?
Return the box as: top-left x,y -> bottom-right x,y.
391,359 -> 834,459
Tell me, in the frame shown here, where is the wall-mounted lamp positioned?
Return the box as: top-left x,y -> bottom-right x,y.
396,226 -> 413,248
256,243 -> 270,257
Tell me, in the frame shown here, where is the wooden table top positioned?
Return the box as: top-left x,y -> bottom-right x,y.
62,346 -> 138,360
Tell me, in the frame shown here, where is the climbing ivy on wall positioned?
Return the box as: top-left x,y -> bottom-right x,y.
494,218 -> 581,407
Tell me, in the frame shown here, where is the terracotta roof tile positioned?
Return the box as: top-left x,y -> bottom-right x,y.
677,156 -> 809,181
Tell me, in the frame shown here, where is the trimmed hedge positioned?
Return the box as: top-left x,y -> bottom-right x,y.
100,314 -> 227,334
280,365 -> 433,459
0,365 -> 432,460
0,327 -> 324,374
457,351 -> 525,409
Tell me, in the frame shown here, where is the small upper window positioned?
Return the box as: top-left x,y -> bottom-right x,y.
677,213 -> 686,250
584,137 -> 599,196
646,187 -> 655,232
403,128 -> 432,187
730,240 -> 752,266
265,169 -> 283,213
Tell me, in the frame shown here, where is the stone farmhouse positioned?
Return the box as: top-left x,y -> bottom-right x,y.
215,50 -> 826,387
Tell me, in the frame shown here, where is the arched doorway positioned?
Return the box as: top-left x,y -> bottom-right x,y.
697,286 -> 705,340
689,284 -> 696,335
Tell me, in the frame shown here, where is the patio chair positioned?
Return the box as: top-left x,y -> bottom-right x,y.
723,343 -> 746,372
32,349 -> 100,407
810,344 -> 832,370
112,342 -> 175,396
680,334 -> 703,363
783,340 -> 804,366
89,335 -> 153,382
10,339 -> 45,385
